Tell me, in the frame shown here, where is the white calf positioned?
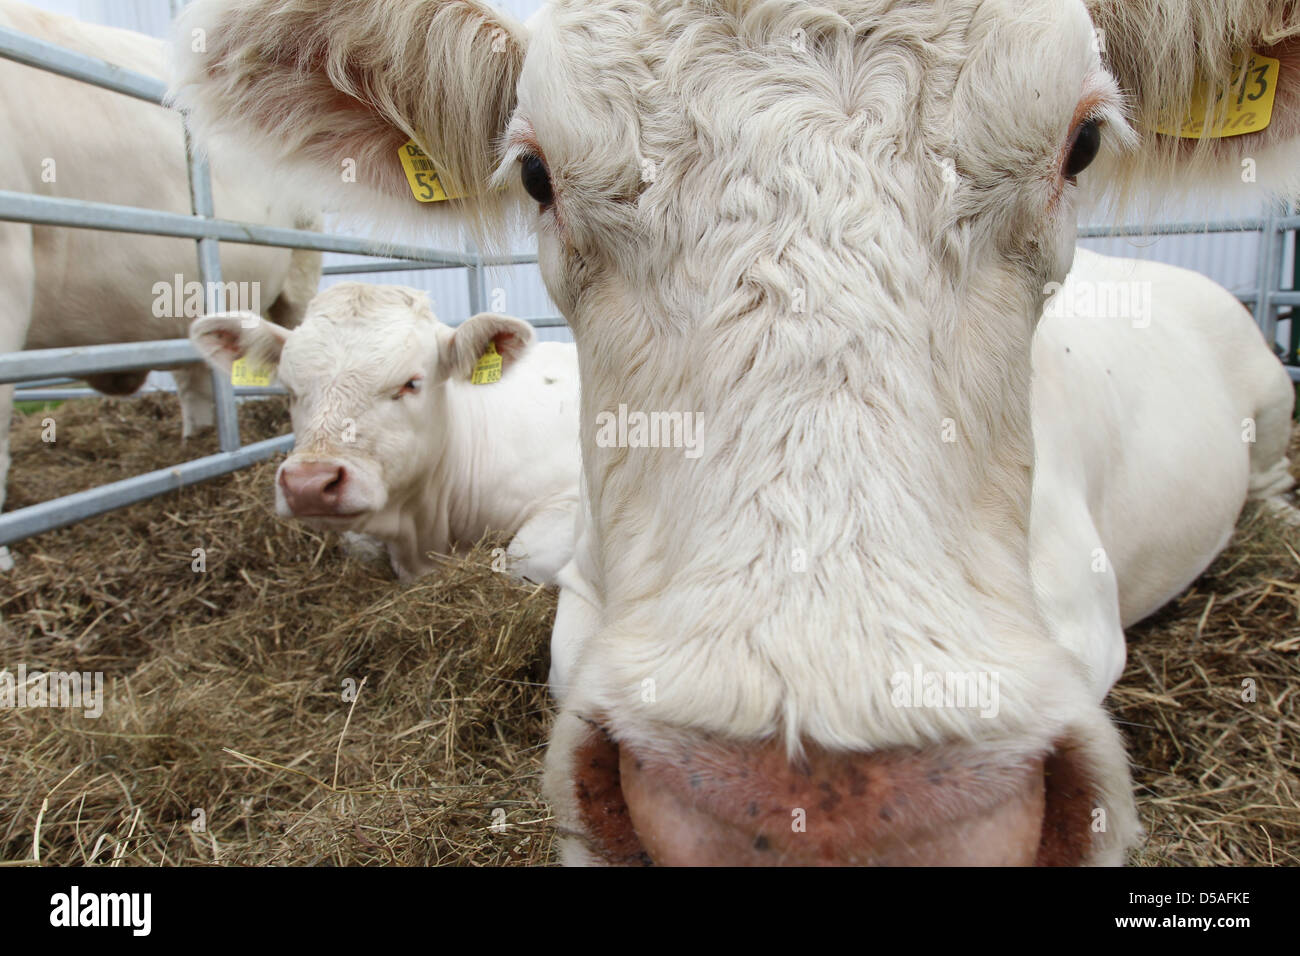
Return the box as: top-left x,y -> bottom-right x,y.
190,283 -> 580,582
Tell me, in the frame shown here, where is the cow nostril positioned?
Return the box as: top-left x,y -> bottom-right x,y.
324,467 -> 345,494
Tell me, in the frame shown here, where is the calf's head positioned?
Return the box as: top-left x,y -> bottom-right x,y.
173,0 -> 1300,864
191,283 -> 531,529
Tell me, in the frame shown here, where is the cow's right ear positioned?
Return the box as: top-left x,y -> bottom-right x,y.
1085,0 -> 1300,193
189,313 -> 289,376
169,0 -> 528,237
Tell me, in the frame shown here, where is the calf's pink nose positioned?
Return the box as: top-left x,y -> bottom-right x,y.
279,461 -> 347,516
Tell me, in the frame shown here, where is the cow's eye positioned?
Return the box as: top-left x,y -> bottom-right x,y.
520,154 -> 553,207
1063,118 -> 1102,182
394,377 -> 422,400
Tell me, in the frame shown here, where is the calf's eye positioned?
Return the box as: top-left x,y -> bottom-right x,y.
520,154 -> 553,206
1063,118 -> 1102,181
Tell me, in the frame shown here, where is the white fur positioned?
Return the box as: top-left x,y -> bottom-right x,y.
190,283 -> 580,582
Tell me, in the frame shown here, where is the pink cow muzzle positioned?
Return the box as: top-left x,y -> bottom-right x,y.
566,725 -> 1099,866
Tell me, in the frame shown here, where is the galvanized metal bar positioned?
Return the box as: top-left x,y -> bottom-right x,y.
0,190 -> 477,264
0,434 -> 295,547
14,386 -> 288,402
0,24 -> 167,103
180,127 -> 241,453
464,240 -> 485,315
1077,218 -> 1268,238
0,313 -> 567,387
16,377 -> 79,388
322,254 -> 543,275
1254,202 -> 1287,346
0,339 -> 200,384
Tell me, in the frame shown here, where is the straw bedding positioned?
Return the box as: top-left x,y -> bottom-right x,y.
1,393 -> 1296,865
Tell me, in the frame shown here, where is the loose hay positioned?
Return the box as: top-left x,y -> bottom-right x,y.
1,392 -> 1298,866
3,394 -> 555,865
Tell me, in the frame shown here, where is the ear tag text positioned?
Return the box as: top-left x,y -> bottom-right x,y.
398,139 -> 459,202
231,357 -> 272,387
1154,50 -> 1279,139
471,341 -> 503,385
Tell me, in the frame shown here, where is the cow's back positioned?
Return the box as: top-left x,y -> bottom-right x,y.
1031,249 -> 1281,626
443,339 -> 581,544
0,0 -> 302,349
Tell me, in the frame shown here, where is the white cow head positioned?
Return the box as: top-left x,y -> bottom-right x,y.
190,283 -> 532,530
172,0 -> 1300,864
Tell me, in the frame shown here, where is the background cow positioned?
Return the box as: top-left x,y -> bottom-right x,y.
0,0 -> 320,527
171,0 -> 1300,865
190,282 -> 580,583
1030,249 -> 1295,700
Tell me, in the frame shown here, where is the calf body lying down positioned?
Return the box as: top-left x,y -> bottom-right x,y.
191,283 -> 580,582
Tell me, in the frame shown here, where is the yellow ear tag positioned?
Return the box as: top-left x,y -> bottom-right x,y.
1153,51 -> 1280,139
230,357 -> 272,387
398,139 -> 460,202
471,341 -> 503,385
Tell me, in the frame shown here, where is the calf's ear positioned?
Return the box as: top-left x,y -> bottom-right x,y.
1086,0 -> 1300,192
190,313 -> 290,375
169,0 -> 527,235
442,313 -> 535,382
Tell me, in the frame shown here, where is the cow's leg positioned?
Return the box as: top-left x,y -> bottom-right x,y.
171,363 -> 216,438
340,530 -> 389,567
1245,358 -> 1297,506
550,579 -> 600,705
0,221 -> 36,570
1029,489 -> 1127,702
506,503 -> 577,586
546,500 -> 598,703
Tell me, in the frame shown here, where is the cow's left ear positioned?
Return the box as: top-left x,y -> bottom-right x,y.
441,313 -> 535,382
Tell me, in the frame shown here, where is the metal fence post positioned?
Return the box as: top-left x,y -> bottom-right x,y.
1254,200 -> 1287,355
172,0 -> 237,453
182,132 -> 240,453
466,238 -> 486,315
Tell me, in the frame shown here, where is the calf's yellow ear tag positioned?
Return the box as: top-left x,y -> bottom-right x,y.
398,139 -> 459,202
231,357 -> 272,387
471,341 -> 503,385
1154,51 -> 1280,139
